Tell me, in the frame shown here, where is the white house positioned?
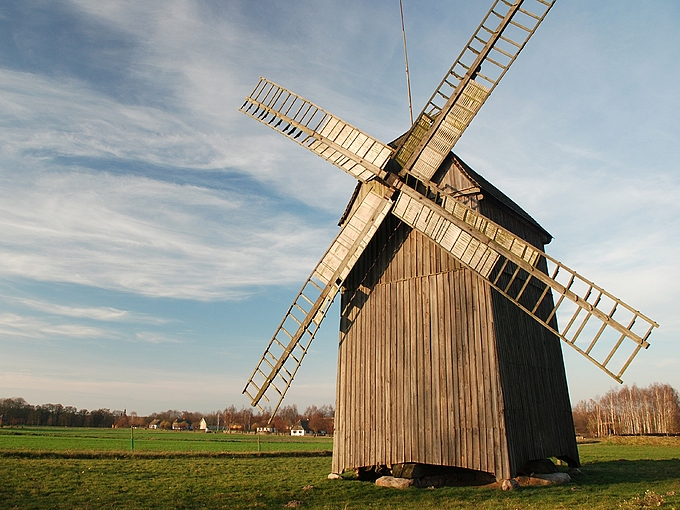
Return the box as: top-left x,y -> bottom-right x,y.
290,419 -> 313,436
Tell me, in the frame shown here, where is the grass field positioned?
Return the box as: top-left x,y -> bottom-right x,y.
0,427 -> 333,454
1,428 -> 679,509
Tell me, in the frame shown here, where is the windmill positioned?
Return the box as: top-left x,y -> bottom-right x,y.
240,0 -> 658,481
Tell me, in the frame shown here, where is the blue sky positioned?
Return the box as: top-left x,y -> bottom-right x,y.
0,0 -> 678,415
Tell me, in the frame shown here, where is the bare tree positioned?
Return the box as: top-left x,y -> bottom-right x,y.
573,383 -> 680,437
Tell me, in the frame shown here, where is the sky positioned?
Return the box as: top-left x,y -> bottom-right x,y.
0,0 -> 678,416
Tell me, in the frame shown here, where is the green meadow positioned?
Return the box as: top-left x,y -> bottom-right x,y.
1,428 -> 679,509
0,427 -> 332,454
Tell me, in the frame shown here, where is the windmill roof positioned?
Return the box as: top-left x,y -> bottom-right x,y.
449,153 -> 552,242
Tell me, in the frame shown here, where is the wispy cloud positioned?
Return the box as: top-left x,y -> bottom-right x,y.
0,169 -> 335,299
18,300 -> 128,321
0,0 -> 677,413
13,297 -> 169,324
653,358 -> 679,369
0,308 -> 186,346
0,312 -> 113,340
0,0 -> 367,305
134,331 -> 182,344
0,69 -> 229,171
1,0 -> 368,210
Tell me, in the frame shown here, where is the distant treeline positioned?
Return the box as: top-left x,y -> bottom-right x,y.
0,398 -> 334,434
0,399 -> 120,428
5,382 -> 678,437
573,383 -> 680,437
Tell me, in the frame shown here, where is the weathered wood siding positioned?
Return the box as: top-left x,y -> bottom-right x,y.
332,155 -> 579,479
480,193 -> 580,472
333,215 -> 511,478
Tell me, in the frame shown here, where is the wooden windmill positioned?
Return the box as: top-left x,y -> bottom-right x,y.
240,0 -> 658,481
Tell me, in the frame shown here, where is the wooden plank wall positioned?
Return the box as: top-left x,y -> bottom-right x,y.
480,195 -> 580,472
332,158 -> 578,479
333,214 -> 511,479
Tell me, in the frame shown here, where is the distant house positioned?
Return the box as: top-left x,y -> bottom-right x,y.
198,418 -> 208,432
148,419 -> 160,430
256,426 -> 276,434
172,419 -> 190,431
290,420 -> 313,437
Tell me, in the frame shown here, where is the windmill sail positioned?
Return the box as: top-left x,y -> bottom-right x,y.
240,78 -> 394,183
395,0 -> 555,182
243,185 -> 394,416
392,185 -> 658,382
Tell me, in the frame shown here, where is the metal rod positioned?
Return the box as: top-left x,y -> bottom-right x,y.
400,0 -> 414,125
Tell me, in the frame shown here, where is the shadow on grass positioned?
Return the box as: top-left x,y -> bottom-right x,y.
579,458 -> 680,485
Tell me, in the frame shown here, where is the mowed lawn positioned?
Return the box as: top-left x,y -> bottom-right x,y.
0,429 -> 679,509
0,427 -> 333,454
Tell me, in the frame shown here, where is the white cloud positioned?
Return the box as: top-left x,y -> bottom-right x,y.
134,331 -> 182,344
0,69 -> 227,169
0,47 -> 360,215
0,169 -> 335,299
0,0 -> 677,413
654,358 -> 679,369
12,297 -> 169,324
18,300 -> 128,321
56,0 -> 366,212
0,313 -> 113,340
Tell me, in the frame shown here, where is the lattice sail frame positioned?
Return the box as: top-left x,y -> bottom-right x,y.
242,186 -> 394,416
391,185 -> 657,382
395,0 -> 556,182
240,78 -> 393,183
